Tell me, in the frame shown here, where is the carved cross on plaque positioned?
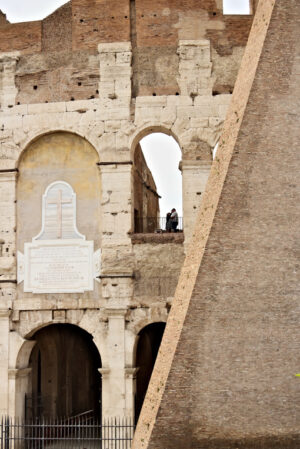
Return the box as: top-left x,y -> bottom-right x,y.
18,180 -> 102,293
46,189 -> 72,239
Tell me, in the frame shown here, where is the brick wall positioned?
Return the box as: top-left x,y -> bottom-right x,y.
0,0 -> 256,103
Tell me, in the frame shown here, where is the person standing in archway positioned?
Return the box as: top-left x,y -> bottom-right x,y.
166,212 -> 172,232
171,208 -> 178,232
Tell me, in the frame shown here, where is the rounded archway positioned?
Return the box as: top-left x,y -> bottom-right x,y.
27,324 -> 101,419
132,130 -> 182,233
135,322 -> 166,423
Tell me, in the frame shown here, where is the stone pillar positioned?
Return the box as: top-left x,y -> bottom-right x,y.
98,164 -> 133,247
98,42 -> 132,121
102,308 -> 128,418
125,368 -> 138,421
182,161 -> 212,245
8,368 -> 32,419
0,170 -> 17,260
177,40 -> 214,96
0,52 -> 19,109
0,309 -> 11,415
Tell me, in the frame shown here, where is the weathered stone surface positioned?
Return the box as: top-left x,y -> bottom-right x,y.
132,1 -> 300,448
0,0 -> 277,430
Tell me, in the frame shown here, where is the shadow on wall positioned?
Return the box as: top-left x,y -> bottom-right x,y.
135,322 -> 166,423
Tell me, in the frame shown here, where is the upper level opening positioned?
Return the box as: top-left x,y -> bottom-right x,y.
133,132 -> 182,234
223,0 -> 251,15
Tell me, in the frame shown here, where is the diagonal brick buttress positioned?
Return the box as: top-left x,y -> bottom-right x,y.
132,0 -> 300,448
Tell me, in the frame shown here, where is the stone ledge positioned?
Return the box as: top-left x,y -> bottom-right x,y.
130,233 -> 184,245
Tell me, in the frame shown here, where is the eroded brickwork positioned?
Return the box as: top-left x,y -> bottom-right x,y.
0,0 -> 256,103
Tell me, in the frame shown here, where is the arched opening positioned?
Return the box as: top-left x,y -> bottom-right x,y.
135,322 -> 166,423
133,132 -> 182,233
26,324 -> 101,419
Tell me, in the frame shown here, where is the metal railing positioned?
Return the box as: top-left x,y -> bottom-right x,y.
134,216 -> 183,233
1,416 -> 134,449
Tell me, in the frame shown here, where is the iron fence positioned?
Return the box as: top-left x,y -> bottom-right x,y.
1,416 -> 134,449
134,216 -> 183,233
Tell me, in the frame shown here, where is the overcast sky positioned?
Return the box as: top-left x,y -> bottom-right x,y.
0,0 -> 248,218
140,134 -> 182,217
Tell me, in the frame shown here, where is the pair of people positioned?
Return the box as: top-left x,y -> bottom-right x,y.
166,208 -> 179,232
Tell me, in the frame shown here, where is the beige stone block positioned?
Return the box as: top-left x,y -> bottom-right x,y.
116,52 -> 131,65
105,120 -> 122,132
0,257 -> 15,273
99,52 -> 116,65
161,107 -> 177,126
79,109 -> 96,126
121,121 -> 136,136
23,113 -> 63,131
213,93 -> 232,105
136,96 -> 167,108
116,132 -> 129,150
0,115 -> 22,130
135,107 -> 162,124
0,129 -> 13,140
28,102 -> 66,115
66,99 -> 98,112
198,127 -> 217,146
177,105 -> 217,118
172,117 -> 190,136
166,96 -> 193,106
99,132 -> 116,152
218,104 -> 230,118
190,118 -> 209,128
98,42 -> 132,53
13,128 -> 26,146
209,117 -> 224,127
98,106 -> 130,121
1,104 -> 28,116
101,66 -> 132,78
0,159 -> 15,170
99,81 -> 115,96
0,143 -> 19,161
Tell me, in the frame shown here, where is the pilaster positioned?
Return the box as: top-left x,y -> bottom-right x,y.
101,308 -> 128,418
0,309 -> 11,414
98,42 -> 132,121
0,52 -> 19,109
182,160 -> 212,245
177,40 -> 214,96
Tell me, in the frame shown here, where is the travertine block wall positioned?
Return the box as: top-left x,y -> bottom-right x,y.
0,0 -> 259,420
0,36 -> 234,418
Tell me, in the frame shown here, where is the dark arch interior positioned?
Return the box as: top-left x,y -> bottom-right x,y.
27,324 -> 101,419
135,322 -> 166,423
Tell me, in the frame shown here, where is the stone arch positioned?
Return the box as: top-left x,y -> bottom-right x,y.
16,131 -> 102,287
12,319 -> 107,369
130,125 -> 183,233
16,128 -> 101,168
134,322 -> 166,423
15,323 -> 102,420
130,124 -> 181,159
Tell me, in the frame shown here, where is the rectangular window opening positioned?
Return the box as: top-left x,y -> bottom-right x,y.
223,0 -> 252,15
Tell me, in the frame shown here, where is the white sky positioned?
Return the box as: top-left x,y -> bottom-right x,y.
0,0 -> 248,217
140,134 -> 182,218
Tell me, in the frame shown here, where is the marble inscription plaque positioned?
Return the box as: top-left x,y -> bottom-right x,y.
18,181 -> 101,293
24,240 -> 94,293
